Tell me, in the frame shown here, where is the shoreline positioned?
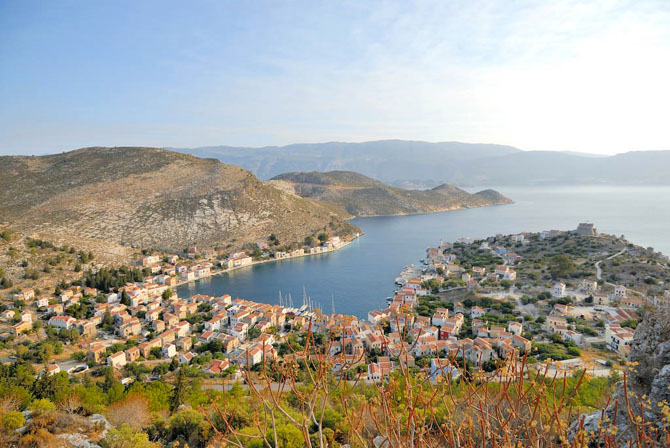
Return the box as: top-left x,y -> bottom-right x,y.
346,200 -> 513,219
174,235 -> 360,290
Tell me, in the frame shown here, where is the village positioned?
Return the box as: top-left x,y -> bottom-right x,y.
1,224 -> 669,388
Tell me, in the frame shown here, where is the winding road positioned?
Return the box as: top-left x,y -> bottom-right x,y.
595,248 -> 626,281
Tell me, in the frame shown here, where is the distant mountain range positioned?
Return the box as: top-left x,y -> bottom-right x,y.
269,171 -> 512,217
0,147 -> 358,254
173,141 -> 670,187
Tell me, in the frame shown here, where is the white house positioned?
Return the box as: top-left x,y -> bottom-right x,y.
162,343 -> 177,359
563,330 -> 583,345
507,321 -> 523,336
614,285 -> 627,298
107,351 -> 127,369
48,315 -> 76,330
552,282 -> 566,298
471,306 -> 486,319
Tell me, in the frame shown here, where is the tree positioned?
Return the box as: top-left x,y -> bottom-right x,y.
102,310 -> 114,328
120,290 -> 131,306
168,409 -> 210,448
0,276 -> 13,289
171,368 -> 187,412
318,233 -> 329,243
162,288 -> 174,301
103,367 -> 124,403
549,254 -> 575,279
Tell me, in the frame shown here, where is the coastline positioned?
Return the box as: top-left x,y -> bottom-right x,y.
173,234 -> 360,290
348,200 -> 514,219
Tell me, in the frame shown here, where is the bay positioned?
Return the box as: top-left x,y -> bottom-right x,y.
177,186 -> 670,318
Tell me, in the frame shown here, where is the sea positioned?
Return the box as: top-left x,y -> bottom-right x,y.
177,186 -> 670,318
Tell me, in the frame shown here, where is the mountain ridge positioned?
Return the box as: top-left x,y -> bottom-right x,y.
173,141 -> 670,186
269,170 -> 512,217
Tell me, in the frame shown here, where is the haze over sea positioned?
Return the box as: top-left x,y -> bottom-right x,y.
177,186 -> 670,318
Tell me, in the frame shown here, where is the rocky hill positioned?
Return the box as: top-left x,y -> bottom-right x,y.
0,147 -> 359,255
269,170 -> 512,217
573,310 -> 670,444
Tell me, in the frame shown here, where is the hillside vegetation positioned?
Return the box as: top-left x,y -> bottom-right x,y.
0,147 -> 358,254
270,170 -> 512,216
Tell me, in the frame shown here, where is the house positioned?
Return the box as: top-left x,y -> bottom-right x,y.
472,267 -> 486,277
507,322 -> 523,336
593,294 -> 609,306
47,304 -> 64,315
138,338 -> 162,358
552,282 -> 566,298
230,322 -> 249,340
141,255 -> 161,267
77,320 -> 97,338
36,297 -> 50,308
563,331 -> 583,345
162,343 -> 177,359
49,315 -> 76,330
14,288 -> 36,301
553,303 -> 569,315
614,285 -> 627,298
606,324 -> 634,355
367,357 -> 394,382
204,359 -> 230,375
494,265 -> 517,281
179,352 -> 195,365
471,306 -> 486,319
429,358 -> 460,381
152,320 -> 166,333
580,280 -> 598,293
88,344 -> 107,364
125,346 -> 140,363
107,351 -> 127,369
119,318 -> 142,337
45,364 -> 61,375
511,335 -> 531,353
621,297 -> 645,309
12,320 -> 32,335
177,336 -> 193,351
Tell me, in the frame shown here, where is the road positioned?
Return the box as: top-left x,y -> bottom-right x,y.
595,248 -> 626,280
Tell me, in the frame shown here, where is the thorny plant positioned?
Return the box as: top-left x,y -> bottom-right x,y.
200,317 -> 669,447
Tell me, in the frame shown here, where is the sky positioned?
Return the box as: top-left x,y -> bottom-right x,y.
1,0 -> 669,156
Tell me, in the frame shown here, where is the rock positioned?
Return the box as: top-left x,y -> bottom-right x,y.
571,310 -> 670,445
57,433 -> 102,448
649,364 -> 670,412
88,413 -> 111,438
373,435 -> 390,448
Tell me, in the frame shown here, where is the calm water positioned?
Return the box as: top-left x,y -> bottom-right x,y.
177,186 -> 670,318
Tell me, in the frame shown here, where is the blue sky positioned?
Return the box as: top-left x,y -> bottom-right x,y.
1,0 -> 669,155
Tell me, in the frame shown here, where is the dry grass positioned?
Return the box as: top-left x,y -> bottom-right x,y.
201,323 -> 668,447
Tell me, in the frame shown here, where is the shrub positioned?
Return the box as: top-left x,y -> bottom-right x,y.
101,423 -> 158,448
28,398 -> 57,415
1,410 -> 25,431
